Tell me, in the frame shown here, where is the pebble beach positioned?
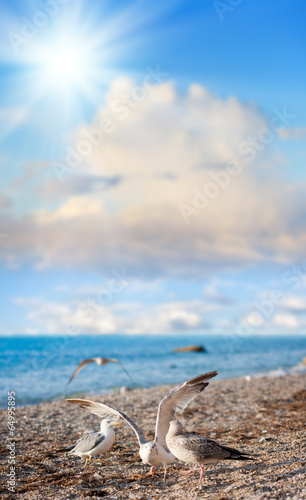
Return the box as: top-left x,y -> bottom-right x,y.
1,373 -> 305,499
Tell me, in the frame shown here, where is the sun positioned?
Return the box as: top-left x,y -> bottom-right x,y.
43,46 -> 84,88
1,1 -> 162,135
35,39 -> 95,95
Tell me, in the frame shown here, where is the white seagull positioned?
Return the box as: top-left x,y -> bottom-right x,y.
68,356 -> 134,384
66,418 -> 120,468
66,370 -> 217,479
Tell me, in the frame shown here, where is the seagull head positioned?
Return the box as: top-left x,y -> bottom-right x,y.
168,419 -> 184,436
141,441 -> 158,458
100,418 -> 120,432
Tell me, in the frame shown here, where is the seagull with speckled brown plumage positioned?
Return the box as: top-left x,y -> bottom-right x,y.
166,419 -> 254,484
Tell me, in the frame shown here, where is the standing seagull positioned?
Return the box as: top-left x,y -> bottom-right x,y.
67,418 -> 120,468
166,420 -> 254,484
68,357 -> 134,384
66,371 -> 217,479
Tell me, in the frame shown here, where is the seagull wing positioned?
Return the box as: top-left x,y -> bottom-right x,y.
107,358 -> 136,385
154,371 -> 218,447
68,358 -> 98,384
66,398 -> 147,446
68,432 -> 105,454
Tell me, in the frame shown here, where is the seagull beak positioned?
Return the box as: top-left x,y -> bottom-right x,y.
114,422 -> 120,426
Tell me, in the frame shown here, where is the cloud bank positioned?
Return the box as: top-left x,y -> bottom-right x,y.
1,79 -> 306,280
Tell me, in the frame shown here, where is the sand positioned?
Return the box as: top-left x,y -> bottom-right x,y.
1,373 -> 305,499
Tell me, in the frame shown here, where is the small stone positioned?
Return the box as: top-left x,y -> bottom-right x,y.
120,386 -> 131,394
93,472 -> 103,480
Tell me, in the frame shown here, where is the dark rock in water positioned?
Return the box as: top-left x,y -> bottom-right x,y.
173,345 -> 206,353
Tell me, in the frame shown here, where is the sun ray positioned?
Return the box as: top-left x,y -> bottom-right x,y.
0,0 -> 181,145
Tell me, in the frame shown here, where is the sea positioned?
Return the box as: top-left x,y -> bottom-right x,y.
1,334 -> 306,408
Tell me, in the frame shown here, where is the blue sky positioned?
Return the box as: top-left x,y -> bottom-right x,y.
1,0 -> 306,335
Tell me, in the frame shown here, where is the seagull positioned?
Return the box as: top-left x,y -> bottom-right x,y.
66,370 -> 217,479
166,419 -> 254,484
68,357 -> 134,384
66,418 -> 120,468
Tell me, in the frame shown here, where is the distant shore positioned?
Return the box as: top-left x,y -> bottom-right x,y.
1,373 -> 305,499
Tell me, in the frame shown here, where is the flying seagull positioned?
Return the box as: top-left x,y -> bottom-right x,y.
66,418 -> 120,468
68,357 -> 134,384
166,419 -> 254,484
66,370 -> 217,479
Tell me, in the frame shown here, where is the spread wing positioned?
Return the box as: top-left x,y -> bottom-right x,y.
107,358 -> 135,384
155,371 -> 218,447
68,359 -> 97,384
66,398 -> 147,446
69,432 -> 105,454
68,357 -> 135,385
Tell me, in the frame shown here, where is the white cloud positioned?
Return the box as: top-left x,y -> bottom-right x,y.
273,313 -> 299,329
16,296 -> 119,334
33,196 -> 105,224
282,295 -> 306,312
2,80 -> 306,277
244,312 -> 264,327
14,296 -> 212,335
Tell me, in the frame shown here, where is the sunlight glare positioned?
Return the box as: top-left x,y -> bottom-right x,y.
39,42 -> 90,92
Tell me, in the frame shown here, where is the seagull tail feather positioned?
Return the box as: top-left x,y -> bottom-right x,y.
222,444 -> 255,461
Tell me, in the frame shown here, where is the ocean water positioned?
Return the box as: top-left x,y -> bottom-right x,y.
1,334 -> 305,408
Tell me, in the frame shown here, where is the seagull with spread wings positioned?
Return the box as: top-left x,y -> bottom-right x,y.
66,370 -> 217,479
68,357 -> 134,384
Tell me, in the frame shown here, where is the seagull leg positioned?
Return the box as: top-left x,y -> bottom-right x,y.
179,467 -> 204,483
84,457 -> 91,468
198,465 -> 205,484
179,467 -> 198,476
163,467 -> 167,480
145,466 -> 156,476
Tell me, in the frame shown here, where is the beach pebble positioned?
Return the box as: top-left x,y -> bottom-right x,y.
120,386 -> 131,394
2,372 -> 305,500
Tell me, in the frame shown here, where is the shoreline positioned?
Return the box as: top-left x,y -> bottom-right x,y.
2,333 -> 306,409
2,361 -> 306,410
1,372 -> 305,499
